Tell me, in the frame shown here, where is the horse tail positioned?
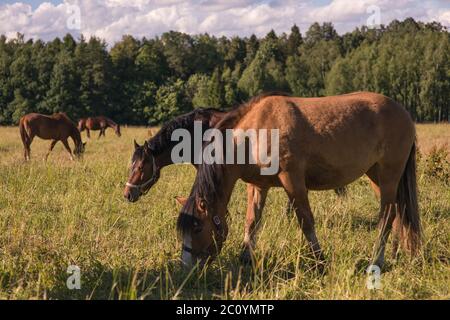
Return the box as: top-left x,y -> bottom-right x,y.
19,117 -> 29,146
395,142 -> 421,255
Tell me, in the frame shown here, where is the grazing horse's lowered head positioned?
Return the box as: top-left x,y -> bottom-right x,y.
175,161 -> 232,268
124,140 -> 160,202
73,140 -> 87,158
175,194 -> 229,268
114,124 -> 121,137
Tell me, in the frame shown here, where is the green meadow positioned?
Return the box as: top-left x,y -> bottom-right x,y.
0,124 -> 448,299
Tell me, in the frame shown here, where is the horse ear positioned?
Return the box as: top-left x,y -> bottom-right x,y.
175,196 -> 188,206
134,140 -> 140,150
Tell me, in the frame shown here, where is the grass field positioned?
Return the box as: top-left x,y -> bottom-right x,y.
0,124 -> 449,300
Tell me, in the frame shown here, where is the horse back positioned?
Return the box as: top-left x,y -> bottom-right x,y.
20,113 -> 76,140
86,116 -> 109,130
236,92 -> 415,189
242,92 -> 414,143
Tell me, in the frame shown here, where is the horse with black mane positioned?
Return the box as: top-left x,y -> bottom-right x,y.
175,92 -> 421,270
78,116 -> 121,139
19,112 -> 86,161
124,102 -> 348,263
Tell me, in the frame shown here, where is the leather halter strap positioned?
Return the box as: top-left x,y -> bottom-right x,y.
125,155 -> 159,195
182,214 -> 224,255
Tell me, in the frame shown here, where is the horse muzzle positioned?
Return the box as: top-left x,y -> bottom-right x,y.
123,185 -> 141,202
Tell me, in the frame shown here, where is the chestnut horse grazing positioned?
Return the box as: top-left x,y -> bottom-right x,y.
176,92 -> 421,270
19,113 -> 86,161
78,116 -> 121,138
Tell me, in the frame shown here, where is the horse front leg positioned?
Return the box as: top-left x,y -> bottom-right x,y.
61,139 -> 74,161
278,171 -> 325,267
240,184 -> 268,264
86,128 -> 90,139
45,140 -> 58,161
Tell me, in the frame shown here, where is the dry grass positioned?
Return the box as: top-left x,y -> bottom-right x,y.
0,124 -> 448,300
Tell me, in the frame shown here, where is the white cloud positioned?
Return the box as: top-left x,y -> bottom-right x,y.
0,0 -> 448,45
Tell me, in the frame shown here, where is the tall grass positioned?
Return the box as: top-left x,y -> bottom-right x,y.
0,124 -> 448,299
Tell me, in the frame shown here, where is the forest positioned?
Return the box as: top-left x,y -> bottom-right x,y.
0,17 -> 448,125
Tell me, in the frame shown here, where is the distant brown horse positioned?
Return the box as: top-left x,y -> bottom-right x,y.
19,113 -> 86,161
175,92 -> 421,270
78,116 -> 121,139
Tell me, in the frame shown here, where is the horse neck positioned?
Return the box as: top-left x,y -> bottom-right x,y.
154,149 -> 173,169
149,120 -> 209,168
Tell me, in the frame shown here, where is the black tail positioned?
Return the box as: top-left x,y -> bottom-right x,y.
395,142 -> 421,255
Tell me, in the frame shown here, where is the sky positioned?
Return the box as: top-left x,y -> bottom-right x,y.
0,0 -> 449,44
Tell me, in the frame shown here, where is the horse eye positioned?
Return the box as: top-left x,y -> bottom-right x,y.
193,221 -> 202,234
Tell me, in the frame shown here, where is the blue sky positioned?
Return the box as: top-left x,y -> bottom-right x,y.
0,1 -> 448,44
2,0 -> 62,9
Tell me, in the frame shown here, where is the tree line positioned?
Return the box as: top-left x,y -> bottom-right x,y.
0,18 -> 448,126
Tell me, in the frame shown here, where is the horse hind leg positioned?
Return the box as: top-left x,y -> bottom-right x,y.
370,164 -> 403,269
366,165 -> 399,258
23,144 -> 30,161
22,138 -> 30,161
20,125 -> 31,161
24,135 -> 34,161
240,185 -> 268,264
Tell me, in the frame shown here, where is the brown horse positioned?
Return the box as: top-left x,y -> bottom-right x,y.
124,100 -> 345,203
19,112 -> 86,161
124,104 -> 348,265
78,116 -> 121,139
175,92 -> 421,270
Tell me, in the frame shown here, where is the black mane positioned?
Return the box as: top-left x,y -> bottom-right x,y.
148,108 -> 222,156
